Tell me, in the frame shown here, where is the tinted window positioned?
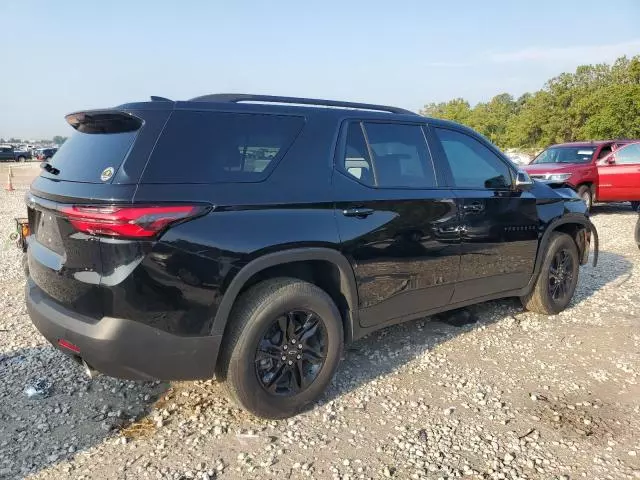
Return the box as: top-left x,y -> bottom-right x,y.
613,143 -> 640,164
45,130 -> 138,183
143,111 -> 304,183
364,123 -> 436,188
343,123 -> 374,186
434,127 -> 512,189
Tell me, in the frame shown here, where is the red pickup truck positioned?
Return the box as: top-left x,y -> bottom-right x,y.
523,140 -> 640,210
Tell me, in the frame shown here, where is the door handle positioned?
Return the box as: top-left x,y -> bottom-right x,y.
342,207 -> 374,218
463,202 -> 484,213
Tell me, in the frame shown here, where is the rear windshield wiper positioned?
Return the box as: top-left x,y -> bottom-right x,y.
40,162 -> 60,175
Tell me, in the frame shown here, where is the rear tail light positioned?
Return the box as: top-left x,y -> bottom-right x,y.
59,204 -> 207,238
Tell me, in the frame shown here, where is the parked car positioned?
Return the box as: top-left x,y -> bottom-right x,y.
14,146 -> 33,161
522,140 -> 640,210
35,147 -> 58,161
503,148 -> 532,166
0,144 -> 30,162
24,94 -> 598,419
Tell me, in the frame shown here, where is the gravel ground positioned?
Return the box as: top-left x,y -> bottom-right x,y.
0,177 -> 639,480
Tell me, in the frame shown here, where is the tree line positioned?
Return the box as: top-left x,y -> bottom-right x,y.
420,56 -> 640,149
0,136 -> 67,145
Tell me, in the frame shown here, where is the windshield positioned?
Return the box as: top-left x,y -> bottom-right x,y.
532,147 -> 595,164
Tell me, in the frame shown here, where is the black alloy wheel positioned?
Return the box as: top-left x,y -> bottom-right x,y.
520,232 -> 580,315
548,249 -> 574,302
255,310 -> 327,396
218,277 -> 343,419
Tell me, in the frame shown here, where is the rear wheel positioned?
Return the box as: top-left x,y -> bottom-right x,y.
217,277 -> 343,419
576,185 -> 592,210
17,156 -> 26,163
631,201 -> 640,211
521,232 -> 579,315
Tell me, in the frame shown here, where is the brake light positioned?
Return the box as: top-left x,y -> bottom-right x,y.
59,205 -> 205,238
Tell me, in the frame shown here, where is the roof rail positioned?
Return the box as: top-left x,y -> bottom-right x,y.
188,93 -> 416,115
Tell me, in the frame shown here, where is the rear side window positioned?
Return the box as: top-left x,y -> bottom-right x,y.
433,127 -> 512,189
343,123 -> 374,186
143,111 -> 304,183
342,121 -> 437,188
364,123 -> 436,188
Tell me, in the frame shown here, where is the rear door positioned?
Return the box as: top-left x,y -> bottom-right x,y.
27,109 -> 170,318
597,143 -> 640,202
334,120 -> 460,328
429,125 -> 539,303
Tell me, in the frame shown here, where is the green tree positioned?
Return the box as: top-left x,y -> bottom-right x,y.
420,54 -> 640,149
580,84 -> 640,139
52,136 -> 68,145
420,98 -> 472,124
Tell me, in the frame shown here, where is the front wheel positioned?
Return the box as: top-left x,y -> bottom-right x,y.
217,277 -> 343,419
576,185 -> 592,210
521,232 -> 580,315
17,156 -> 26,163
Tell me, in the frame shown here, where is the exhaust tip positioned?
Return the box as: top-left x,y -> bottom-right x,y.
82,359 -> 100,379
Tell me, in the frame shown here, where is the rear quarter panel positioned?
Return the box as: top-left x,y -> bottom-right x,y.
124,112 -> 341,335
120,184 -> 339,335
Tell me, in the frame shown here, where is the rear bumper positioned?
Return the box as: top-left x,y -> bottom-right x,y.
26,279 -> 221,381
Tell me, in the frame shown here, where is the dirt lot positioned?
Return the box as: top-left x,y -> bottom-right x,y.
0,163 -> 40,191
0,170 -> 638,480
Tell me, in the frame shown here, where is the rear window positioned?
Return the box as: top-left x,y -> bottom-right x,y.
42,112 -> 141,183
142,111 -> 304,184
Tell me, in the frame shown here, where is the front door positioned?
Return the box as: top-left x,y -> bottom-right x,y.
429,126 -> 539,303
597,143 -> 640,202
334,121 -> 460,328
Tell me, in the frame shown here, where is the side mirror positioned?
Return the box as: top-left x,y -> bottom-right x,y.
514,171 -> 534,191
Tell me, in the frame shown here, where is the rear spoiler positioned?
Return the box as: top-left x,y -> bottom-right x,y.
65,110 -> 143,134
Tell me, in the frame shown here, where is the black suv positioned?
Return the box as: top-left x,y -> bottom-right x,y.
25,94 -> 598,418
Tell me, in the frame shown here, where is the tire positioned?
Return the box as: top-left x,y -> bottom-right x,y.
217,277 -> 343,419
17,156 -> 26,163
576,185 -> 592,210
631,201 -> 640,212
521,232 -> 580,315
